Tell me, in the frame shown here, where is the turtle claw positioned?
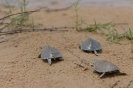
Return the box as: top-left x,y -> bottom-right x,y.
94,50 -> 99,56
47,58 -> 52,65
100,72 -> 105,78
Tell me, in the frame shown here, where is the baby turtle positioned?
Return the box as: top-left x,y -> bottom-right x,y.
93,59 -> 126,78
80,38 -> 102,56
40,45 -> 63,65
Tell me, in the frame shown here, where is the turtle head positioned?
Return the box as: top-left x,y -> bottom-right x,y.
93,59 -> 100,64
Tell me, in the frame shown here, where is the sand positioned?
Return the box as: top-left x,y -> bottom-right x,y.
0,5 -> 133,88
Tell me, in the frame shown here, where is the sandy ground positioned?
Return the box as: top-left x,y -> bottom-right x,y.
0,5 -> 133,88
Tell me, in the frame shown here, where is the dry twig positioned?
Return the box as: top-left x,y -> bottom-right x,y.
73,62 -> 88,71
126,79 -> 133,88
0,34 -> 18,43
0,7 -> 46,21
0,7 -> 46,32
0,27 -> 74,35
46,5 -> 72,12
67,48 -> 93,66
111,80 -> 120,88
73,62 -> 85,68
45,1 -> 76,12
0,22 -> 13,32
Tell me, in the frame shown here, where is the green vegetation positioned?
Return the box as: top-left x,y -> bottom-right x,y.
73,0 -> 85,31
4,0 -> 35,29
84,21 -> 113,32
2,0 -> 133,54
106,28 -> 127,44
73,1 -> 133,53
127,28 -> 133,53
73,1 -> 115,33
73,1 -> 114,32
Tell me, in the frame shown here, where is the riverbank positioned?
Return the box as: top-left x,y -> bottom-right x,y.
0,5 -> 133,88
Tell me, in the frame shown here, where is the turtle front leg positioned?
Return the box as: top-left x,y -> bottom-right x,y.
100,72 -> 105,78
47,58 -> 52,65
94,50 -> 99,56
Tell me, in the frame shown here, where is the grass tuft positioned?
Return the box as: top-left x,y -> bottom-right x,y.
73,1 -> 113,33
4,0 -> 35,30
73,1 -> 133,54
73,0 -> 85,31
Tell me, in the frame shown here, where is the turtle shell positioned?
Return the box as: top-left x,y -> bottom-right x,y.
80,38 -> 102,51
41,45 -> 62,59
93,59 -> 120,73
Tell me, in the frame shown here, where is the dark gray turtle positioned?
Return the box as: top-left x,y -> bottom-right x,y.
93,59 -> 126,78
80,38 -> 102,56
40,45 -> 63,65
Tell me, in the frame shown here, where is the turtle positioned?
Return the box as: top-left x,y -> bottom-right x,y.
40,45 -> 63,65
93,59 -> 126,78
80,38 -> 102,56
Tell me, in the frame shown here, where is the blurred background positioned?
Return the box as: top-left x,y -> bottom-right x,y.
0,0 -> 133,8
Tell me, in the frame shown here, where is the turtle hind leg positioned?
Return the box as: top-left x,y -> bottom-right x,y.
119,71 -> 127,75
59,57 -> 64,61
100,72 -> 106,78
47,58 -> 52,65
94,50 -> 99,56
